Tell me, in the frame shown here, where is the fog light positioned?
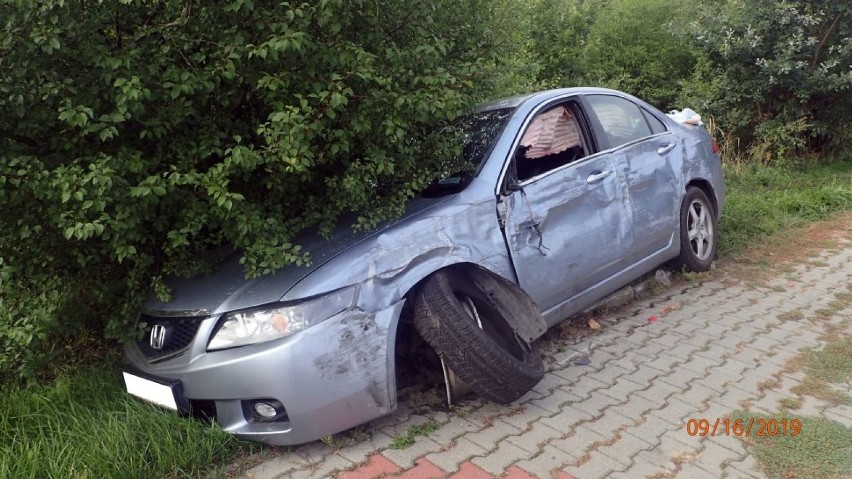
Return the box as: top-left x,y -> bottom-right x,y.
243,398 -> 288,423
253,402 -> 277,419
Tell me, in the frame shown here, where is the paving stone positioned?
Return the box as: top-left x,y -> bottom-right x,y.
382,436 -> 445,469
335,430 -> 395,464
595,430 -> 653,467
584,363 -> 634,385
649,397 -> 702,427
286,453 -> 355,479
642,432 -> 701,465
466,419 -> 522,451
498,403 -> 553,430
705,432 -> 747,455
608,393 -> 660,422
529,388 -> 586,414
337,454 -> 400,479
559,376 -> 611,400
514,444 -> 576,479
609,458 -> 674,479
538,405 -> 594,434
470,439 -> 531,475
714,385 -> 758,410
423,436 -> 488,474
724,454 -> 763,479
394,458 -> 446,479
693,437 -> 740,472
672,383 -> 721,411
635,379 -> 683,403
679,354 -> 727,377
823,408 -> 852,428
447,461 -> 492,479
617,361 -> 663,388
659,364 -> 707,391
620,329 -> 658,347
242,456 -> 300,479
532,370 -> 573,395
505,420 -> 564,454
426,415 -> 482,446
643,353 -> 683,374
598,376 -> 647,401
573,390 -> 622,417
549,424 -> 609,457
562,450 -> 626,479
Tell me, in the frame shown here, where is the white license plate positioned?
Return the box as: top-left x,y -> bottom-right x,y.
123,372 -> 179,411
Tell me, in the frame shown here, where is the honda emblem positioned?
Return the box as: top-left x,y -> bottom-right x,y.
149,324 -> 168,350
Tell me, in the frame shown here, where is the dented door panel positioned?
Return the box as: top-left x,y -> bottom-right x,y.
502,154 -> 634,311
619,135 -> 681,258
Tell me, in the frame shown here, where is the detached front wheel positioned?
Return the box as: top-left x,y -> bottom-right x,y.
413,269 -> 544,404
672,186 -> 718,272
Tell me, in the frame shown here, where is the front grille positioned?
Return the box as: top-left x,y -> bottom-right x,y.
136,314 -> 206,362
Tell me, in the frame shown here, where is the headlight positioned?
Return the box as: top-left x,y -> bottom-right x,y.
207,285 -> 359,351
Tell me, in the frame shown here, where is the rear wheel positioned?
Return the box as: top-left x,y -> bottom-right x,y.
413,269 -> 544,404
671,186 -> 718,272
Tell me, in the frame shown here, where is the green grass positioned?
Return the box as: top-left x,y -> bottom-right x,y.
389,421 -> 440,450
732,412 -> 852,479
0,366 -> 251,479
790,335 -> 852,405
719,156 -> 852,256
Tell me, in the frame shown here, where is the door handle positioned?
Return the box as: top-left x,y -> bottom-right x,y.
657,143 -> 676,155
586,170 -> 612,184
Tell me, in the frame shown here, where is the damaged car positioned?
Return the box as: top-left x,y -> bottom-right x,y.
123,87 -> 724,445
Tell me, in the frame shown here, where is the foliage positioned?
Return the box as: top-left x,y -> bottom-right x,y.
518,0 -> 700,110
686,0 -> 852,160
581,0 -> 700,110
518,0 -> 593,90
0,0 -> 513,380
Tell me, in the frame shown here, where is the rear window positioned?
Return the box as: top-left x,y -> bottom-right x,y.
586,95 -> 653,148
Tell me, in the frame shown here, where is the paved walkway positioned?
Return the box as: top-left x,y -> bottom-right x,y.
242,234 -> 852,479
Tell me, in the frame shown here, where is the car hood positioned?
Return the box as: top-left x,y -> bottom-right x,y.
142,195 -> 455,317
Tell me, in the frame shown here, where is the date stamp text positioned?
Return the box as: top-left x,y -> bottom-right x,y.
685,417 -> 802,437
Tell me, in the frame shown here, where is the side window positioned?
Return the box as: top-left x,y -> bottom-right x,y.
586,95 -> 652,148
515,103 -> 587,181
642,109 -> 668,135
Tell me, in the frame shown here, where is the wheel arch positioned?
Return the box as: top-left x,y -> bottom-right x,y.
405,263 -> 545,341
392,262 -> 546,390
685,178 -> 719,218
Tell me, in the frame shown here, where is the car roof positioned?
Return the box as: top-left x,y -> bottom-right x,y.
474,87 -> 628,113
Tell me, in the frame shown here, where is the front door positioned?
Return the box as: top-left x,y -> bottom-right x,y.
501,154 -> 633,313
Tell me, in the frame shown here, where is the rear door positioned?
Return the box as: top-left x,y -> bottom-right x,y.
498,98 -> 634,312
583,94 -> 679,260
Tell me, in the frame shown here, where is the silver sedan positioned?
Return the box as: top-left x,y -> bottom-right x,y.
123,87 -> 724,445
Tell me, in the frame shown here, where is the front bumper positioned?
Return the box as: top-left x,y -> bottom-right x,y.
124,300 -> 404,445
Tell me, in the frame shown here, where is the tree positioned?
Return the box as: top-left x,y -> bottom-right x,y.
0,0 -> 515,380
686,0 -> 852,160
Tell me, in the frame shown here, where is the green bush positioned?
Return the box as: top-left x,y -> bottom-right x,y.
686,0 -> 852,160
581,0 -> 700,110
0,0 -> 514,381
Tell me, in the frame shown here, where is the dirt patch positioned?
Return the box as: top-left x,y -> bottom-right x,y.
716,209 -> 852,283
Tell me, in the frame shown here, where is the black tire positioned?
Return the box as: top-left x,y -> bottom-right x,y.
671,186 -> 718,272
413,269 -> 544,404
